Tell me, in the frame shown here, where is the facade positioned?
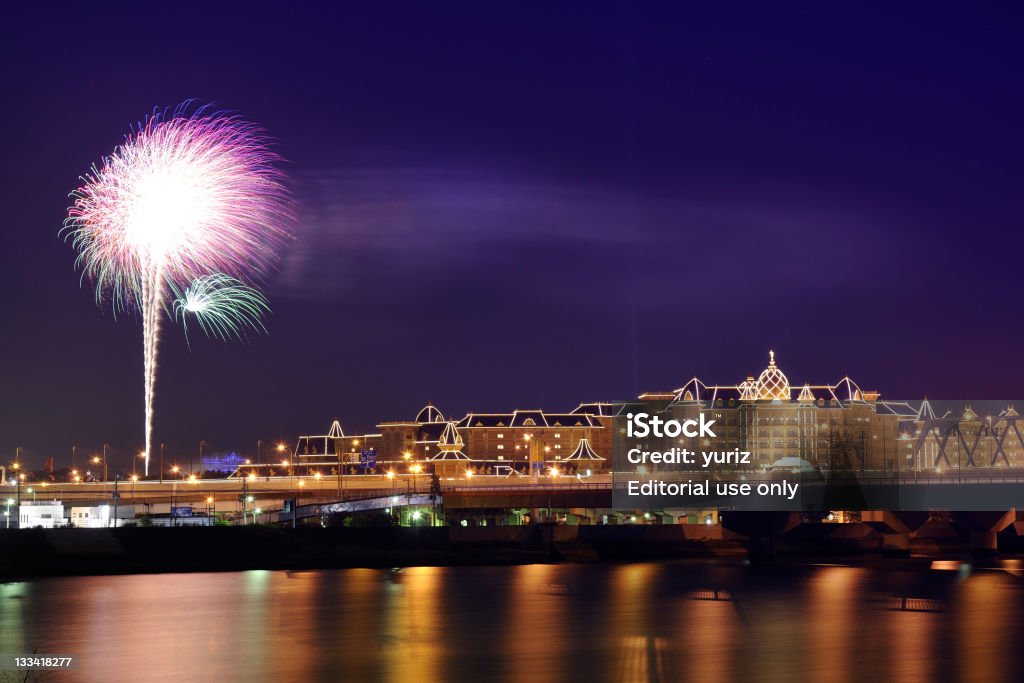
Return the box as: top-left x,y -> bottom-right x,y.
18,501 -> 67,529
642,351 -> 900,472
376,404 -> 611,474
278,351 -> 1017,478
69,504 -> 137,528
907,402 -> 1024,470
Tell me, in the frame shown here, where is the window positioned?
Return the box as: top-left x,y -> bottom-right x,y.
555,444 -> 561,449
497,444 -> 504,450
497,433 -> 504,439
554,433 -> 561,438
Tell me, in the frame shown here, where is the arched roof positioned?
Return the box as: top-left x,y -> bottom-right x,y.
415,403 -> 445,424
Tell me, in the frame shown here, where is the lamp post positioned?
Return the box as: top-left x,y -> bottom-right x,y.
112,475 -> 120,528
16,474 -> 23,527
4,498 -> 12,529
92,454 -> 108,485
336,444 -> 343,499
206,496 -> 215,526
170,465 -> 180,526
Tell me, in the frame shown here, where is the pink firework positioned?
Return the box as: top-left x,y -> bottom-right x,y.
64,102 -> 292,473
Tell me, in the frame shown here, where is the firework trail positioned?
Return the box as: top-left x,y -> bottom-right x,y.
64,102 -> 291,474
173,274 -> 271,347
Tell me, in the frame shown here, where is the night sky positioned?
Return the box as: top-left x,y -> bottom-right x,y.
2,3 -> 1023,469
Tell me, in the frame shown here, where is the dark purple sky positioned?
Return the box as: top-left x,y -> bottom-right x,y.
2,3 -> 1023,468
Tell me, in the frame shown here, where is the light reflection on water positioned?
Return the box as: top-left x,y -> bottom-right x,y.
1,561 -> 1023,682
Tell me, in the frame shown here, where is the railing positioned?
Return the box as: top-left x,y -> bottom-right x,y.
443,482 -> 612,493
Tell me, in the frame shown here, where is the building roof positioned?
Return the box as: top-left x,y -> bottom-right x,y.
570,402 -> 624,417
662,350 -> 873,408
415,403 -> 446,424
755,350 -> 791,401
455,410 -> 601,429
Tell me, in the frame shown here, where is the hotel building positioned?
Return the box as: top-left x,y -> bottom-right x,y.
270,351 -> 1023,478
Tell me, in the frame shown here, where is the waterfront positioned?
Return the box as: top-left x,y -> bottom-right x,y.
2,561 -> 1023,682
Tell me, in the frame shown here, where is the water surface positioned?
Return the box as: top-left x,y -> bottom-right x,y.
2,561 -> 1022,682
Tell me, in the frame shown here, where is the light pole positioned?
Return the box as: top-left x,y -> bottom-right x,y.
277,442 -> 290,486
409,464 -> 423,524
4,498 -> 13,529
16,474 -> 23,526
245,496 -> 255,525
206,496 -> 215,526
112,475 -> 120,528
170,465 -> 180,526
92,455 -> 107,484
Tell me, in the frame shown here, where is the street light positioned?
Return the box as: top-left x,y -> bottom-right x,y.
4,498 -> 13,529
92,455 -> 108,483
245,494 -> 255,525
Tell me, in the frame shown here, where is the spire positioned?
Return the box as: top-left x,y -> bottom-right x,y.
798,384 -> 815,403
917,398 -> 936,421
563,438 -> 605,461
429,421 -> 470,460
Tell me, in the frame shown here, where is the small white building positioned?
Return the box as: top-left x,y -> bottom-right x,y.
18,501 -> 68,529
69,504 -> 136,528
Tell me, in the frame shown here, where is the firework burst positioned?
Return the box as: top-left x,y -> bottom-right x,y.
64,102 -> 291,473
172,273 -> 270,346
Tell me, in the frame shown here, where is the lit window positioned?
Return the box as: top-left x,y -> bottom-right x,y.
555,444 -> 561,449
497,433 -> 504,439
555,433 -> 561,438
497,444 -> 504,450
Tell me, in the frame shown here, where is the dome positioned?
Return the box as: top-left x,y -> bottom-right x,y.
755,351 -> 791,401
415,403 -> 445,423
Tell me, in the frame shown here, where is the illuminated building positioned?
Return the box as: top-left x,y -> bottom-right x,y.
906,401 -> 1024,470
277,351 -> 1018,478
642,351 -> 900,471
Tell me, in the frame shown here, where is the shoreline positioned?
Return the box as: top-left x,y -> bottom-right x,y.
1,524 -> 1014,582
